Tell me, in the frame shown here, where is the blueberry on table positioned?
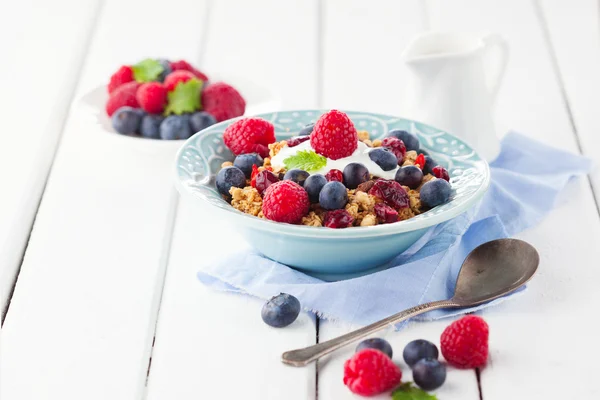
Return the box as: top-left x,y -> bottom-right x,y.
157,58 -> 172,82
234,153 -> 263,178
261,293 -> 301,328
215,166 -> 246,197
388,129 -> 420,152
111,106 -> 143,135
160,115 -> 192,140
319,181 -> 348,210
356,338 -> 393,358
343,163 -> 369,189
284,169 -> 310,186
368,148 -> 398,171
140,114 -> 164,139
395,165 -> 424,189
403,339 -> 439,367
298,123 -> 314,136
304,174 -> 327,203
412,358 -> 446,391
189,111 -> 217,133
423,155 -> 437,175
420,179 -> 452,208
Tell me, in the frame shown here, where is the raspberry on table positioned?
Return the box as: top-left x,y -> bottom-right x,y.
105,81 -> 141,116
202,82 -> 246,122
164,70 -> 197,92
440,315 -> 489,369
108,65 -> 134,93
170,60 -> 209,81
223,117 -> 276,158
310,110 -> 358,160
136,82 -> 167,113
343,349 -> 402,396
262,180 -> 309,224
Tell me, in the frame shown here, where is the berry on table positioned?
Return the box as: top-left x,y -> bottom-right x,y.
432,165 -> 450,181
298,123 -> 314,136
261,293 -> 301,328
310,110 -> 358,160
111,106 -> 143,135
140,114 -> 164,139
283,169 -> 310,186
356,338 -> 393,358
395,165 -> 424,189
343,163 -> 369,189
440,315 -> 489,369
304,174 -> 327,203
412,358 -> 446,391
202,82 -> 246,122
369,180 -> 409,209
223,117 -> 276,158
170,59 -> 209,81
369,148 -> 398,171
156,58 -> 172,82
324,209 -> 355,228
325,169 -> 343,183
262,180 -> 310,224
343,349 -> 402,396
402,339 -> 439,367
136,82 -> 168,113
108,65 -> 134,93
420,179 -> 451,208
423,155 -> 437,175
234,153 -> 263,178
105,81 -> 140,116
374,203 -> 398,224
388,129 -> 420,152
164,70 -> 196,92
159,115 -> 192,140
319,181 -> 348,210
189,111 -> 217,133
215,166 -> 246,197
286,135 -> 311,148
381,136 -> 407,163
254,169 -> 279,195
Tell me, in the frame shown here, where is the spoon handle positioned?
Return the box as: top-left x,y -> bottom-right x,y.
282,300 -> 459,367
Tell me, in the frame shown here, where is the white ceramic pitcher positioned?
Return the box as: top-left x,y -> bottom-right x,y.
401,32 -> 509,161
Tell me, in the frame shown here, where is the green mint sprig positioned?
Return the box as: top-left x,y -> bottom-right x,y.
391,382 -> 437,400
132,58 -> 164,82
164,79 -> 203,115
283,150 -> 326,172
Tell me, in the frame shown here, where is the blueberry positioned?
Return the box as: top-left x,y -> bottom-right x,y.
403,339 -> 439,367
233,153 -> 263,178
304,174 -> 327,203
420,179 -> 452,208
298,123 -> 314,136
388,129 -> 420,151
368,148 -> 398,171
283,169 -> 310,186
189,111 -> 217,133
261,293 -> 301,328
423,155 -> 437,174
111,106 -> 143,135
395,165 -> 424,189
157,58 -> 172,82
319,181 -> 348,210
413,358 -> 446,391
343,163 -> 369,189
160,115 -> 192,140
356,338 -> 393,358
140,114 -> 164,139
215,166 -> 246,197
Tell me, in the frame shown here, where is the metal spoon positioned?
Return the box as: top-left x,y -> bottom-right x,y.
282,238 -> 539,367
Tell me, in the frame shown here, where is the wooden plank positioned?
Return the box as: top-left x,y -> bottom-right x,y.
0,0 -> 100,316
0,1 -> 209,399
145,1 -> 319,399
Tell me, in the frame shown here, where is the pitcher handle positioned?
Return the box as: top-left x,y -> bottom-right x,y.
482,33 -> 509,103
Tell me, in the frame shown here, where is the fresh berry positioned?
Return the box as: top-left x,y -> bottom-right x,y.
319,181 -> 348,210
432,165 -> 450,182
304,174 -> 327,203
310,110 -> 358,160
356,338 -> 393,358
388,129 -> 420,151
105,81 -> 140,116
298,123 -> 314,136
287,135 -> 311,147
140,114 -> 164,139
136,82 -> 167,113
262,180 -> 310,224
381,136 -> 407,163
202,82 -> 246,122
254,169 -> 279,195
343,163 -> 369,189
412,358 -> 446,391
423,155 -> 437,174
108,65 -> 134,93
159,115 -> 192,140
234,153 -> 263,178
189,111 -> 217,133
223,117 -> 275,158
440,315 -> 489,369
170,60 -> 209,81
395,165 -> 424,189
157,59 -> 172,82
215,166 -> 246,197
369,148 -> 398,171
374,203 -> 398,224
415,154 -> 425,169
164,70 -> 196,92
420,179 -> 451,208
402,339 -> 439,367
111,106 -> 143,135
343,349 -> 402,396
284,169 -> 310,187
324,209 -> 354,229
325,169 -> 344,183
369,180 -> 409,209
261,293 -> 301,328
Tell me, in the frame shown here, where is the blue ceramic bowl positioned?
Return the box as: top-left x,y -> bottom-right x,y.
174,110 -> 490,280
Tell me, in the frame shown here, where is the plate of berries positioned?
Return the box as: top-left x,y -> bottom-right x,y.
175,109 -> 490,279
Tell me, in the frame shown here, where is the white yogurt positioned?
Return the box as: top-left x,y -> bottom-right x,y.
270,141 -> 399,179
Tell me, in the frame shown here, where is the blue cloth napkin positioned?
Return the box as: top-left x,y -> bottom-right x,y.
197,132 -> 592,326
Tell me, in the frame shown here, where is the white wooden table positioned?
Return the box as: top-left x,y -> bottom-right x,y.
1,0 -> 599,399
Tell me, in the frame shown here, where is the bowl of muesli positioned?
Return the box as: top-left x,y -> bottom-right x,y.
175,110 -> 490,279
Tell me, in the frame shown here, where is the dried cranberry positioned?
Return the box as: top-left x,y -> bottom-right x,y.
432,165 -> 450,182
255,170 -> 279,194
325,169 -> 344,183
324,209 -> 354,228
369,179 -> 409,209
286,135 -> 311,147
374,203 -> 399,224
381,137 -> 406,164
415,153 -> 425,169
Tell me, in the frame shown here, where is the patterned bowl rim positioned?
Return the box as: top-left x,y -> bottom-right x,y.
174,109 -> 491,238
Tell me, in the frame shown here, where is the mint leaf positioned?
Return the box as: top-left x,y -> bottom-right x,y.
283,150 -> 326,172
132,58 -> 164,82
391,382 -> 437,400
164,79 -> 203,115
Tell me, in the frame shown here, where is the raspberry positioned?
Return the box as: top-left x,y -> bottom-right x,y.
202,82 -> 246,122
310,110 -> 358,160
105,81 -> 141,116
369,180 -> 409,209
323,209 -> 354,228
381,136 -> 406,164
343,349 -> 402,396
136,82 -> 167,113
108,65 -> 134,93
287,135 -> 311,147
374,203 -> 398,224
432,165 -> 450,182
170,60 -> 209,81
415,153 -> 426,169
164,70 -> 196,92
325,169 -> 343,183
441,315 -> 489,369
262,180 -> 309,224
223,117 -> 275,158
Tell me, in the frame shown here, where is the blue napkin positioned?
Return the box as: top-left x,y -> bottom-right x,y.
197,132 -> 592,326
